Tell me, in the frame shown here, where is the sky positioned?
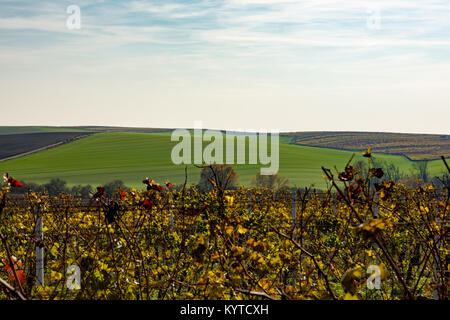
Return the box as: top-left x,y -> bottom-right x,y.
0,0 -> 449,134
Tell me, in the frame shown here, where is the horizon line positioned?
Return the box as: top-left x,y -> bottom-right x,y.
0,125 -> 449,136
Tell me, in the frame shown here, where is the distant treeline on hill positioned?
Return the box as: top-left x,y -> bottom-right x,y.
8,160 -> 449,198
8,179 -> 128,198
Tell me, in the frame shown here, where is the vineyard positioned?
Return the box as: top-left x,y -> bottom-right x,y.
0,156 -> 449,300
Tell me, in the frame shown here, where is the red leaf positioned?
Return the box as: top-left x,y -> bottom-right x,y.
93,186 -> 105,198
142,199 -> 153,208
165,181 -> 175,188
2,256 -> 25,285
9,270 -> 25,285
5,175 -> 23,188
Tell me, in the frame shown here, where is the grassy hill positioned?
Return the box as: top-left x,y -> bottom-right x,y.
0,126 -> 171,161
2,126 -> 448,160
0,132 -> 446,189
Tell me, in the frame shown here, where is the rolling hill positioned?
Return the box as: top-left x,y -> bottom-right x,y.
0,126 -> 171,161
0,132 -> 446,189
1,127 -> 448,161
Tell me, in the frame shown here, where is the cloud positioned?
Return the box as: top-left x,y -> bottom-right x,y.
0,0 -> 449,133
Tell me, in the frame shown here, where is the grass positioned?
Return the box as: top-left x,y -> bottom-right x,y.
0,132 -> 446,189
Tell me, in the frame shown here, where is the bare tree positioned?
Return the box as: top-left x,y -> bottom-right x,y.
413,160 -> 429,183
197,164 -> 239,192
251,172 -> 290,189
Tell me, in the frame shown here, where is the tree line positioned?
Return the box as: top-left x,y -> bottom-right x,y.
8,160 -> 449,197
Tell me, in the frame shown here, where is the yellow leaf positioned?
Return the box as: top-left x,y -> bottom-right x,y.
237,225 -> 248,235
379,263 -> 388,280
225,196 -> 234,206
365,249 -> 374,258
362,147 -> 371,158
51,271 -> 63,280
419,206 -> 429,214
50,244 -> 59,257
344,293 -> 359,300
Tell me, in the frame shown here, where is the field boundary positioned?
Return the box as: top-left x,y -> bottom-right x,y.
288,141 -> 445,162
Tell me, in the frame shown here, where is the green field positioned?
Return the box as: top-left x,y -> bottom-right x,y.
0,132 -> 447,189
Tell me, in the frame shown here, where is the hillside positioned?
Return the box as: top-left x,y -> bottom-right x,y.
0,132 -> 446,189
0,126 -> 172,161
1,127 -> 448,161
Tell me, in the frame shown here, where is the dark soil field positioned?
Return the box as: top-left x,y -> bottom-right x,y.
0,132 -> 93,160
283,131 -> 450,160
